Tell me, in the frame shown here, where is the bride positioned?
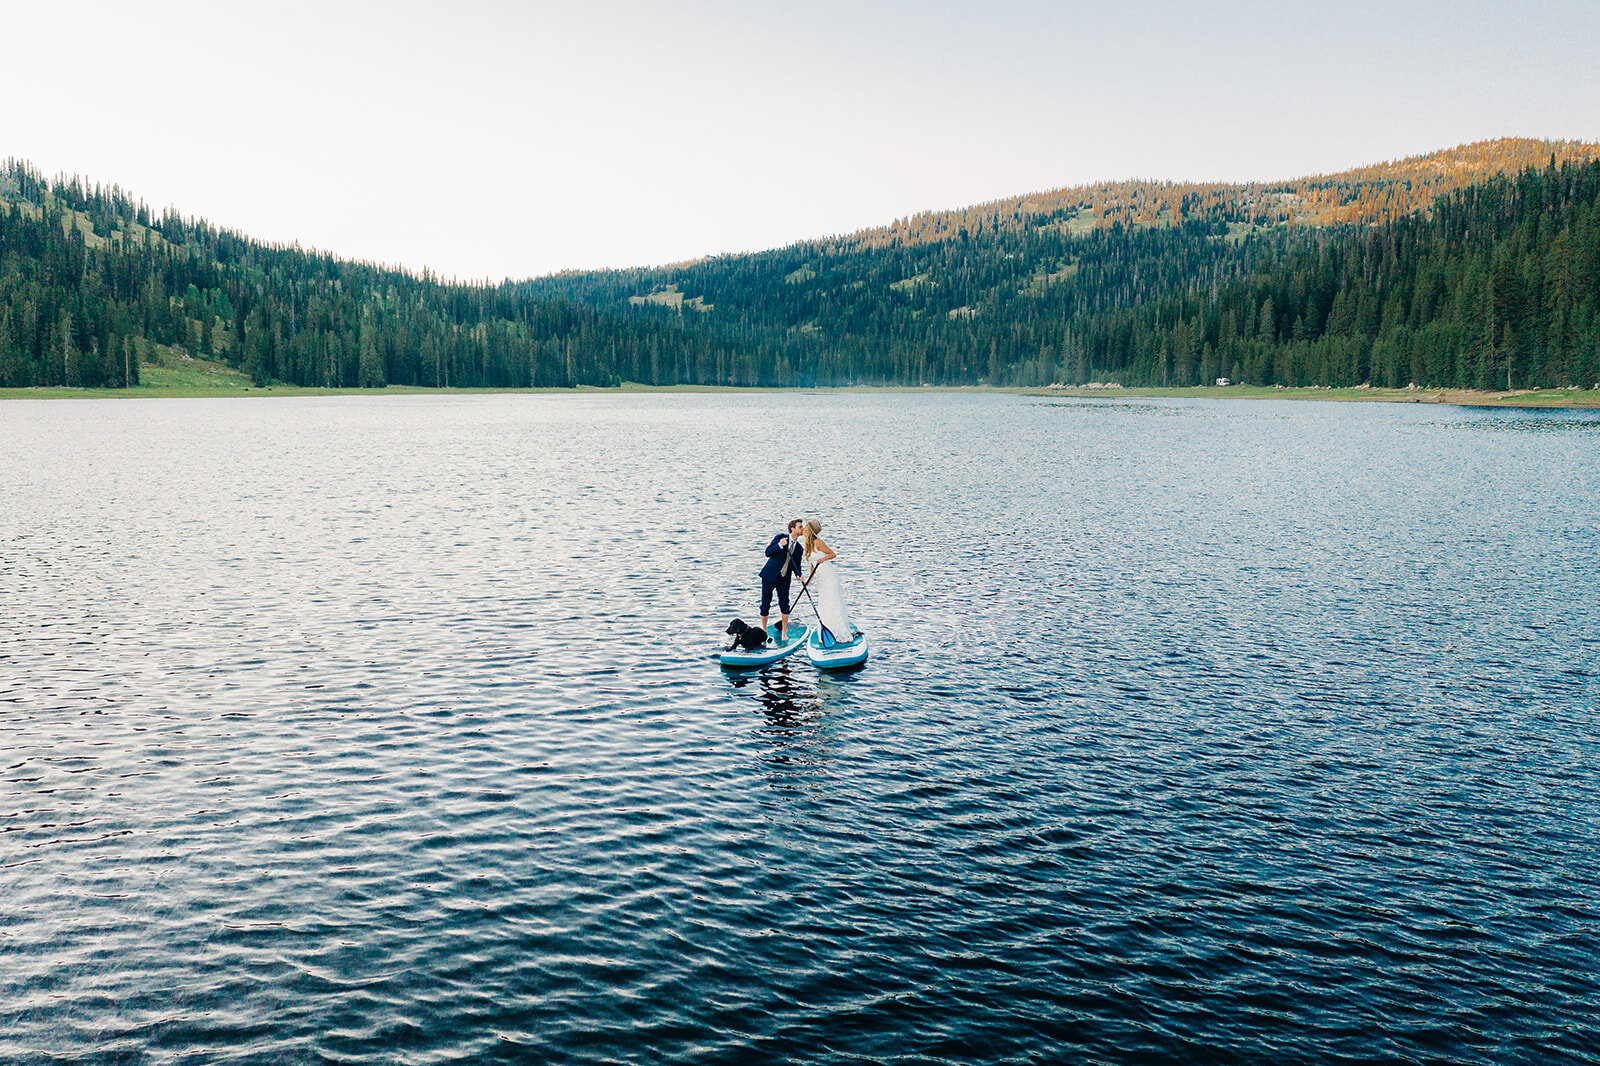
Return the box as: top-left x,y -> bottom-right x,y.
801,519 -> 855,644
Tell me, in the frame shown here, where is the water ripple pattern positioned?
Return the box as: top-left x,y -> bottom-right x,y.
2,394 -> 1598,1064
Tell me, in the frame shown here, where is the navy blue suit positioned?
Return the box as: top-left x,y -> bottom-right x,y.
760,533 -> 804,617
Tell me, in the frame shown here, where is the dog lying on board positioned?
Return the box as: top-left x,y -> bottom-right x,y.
725,618 -> 770,651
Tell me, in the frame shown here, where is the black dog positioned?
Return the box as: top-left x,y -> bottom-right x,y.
725,618 -> 770,652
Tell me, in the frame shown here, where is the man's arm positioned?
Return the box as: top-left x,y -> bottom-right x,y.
765,535 -> 787,559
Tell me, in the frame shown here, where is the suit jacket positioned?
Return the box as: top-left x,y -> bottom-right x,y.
759,533 -> 804,583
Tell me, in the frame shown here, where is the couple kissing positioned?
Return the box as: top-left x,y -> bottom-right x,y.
759,518 -> 853,643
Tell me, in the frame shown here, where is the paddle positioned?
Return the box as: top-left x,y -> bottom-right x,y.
797,565 -> 838,647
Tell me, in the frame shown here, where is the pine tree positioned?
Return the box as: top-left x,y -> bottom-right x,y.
357,313 -> 385,388
56,310 -> 74,387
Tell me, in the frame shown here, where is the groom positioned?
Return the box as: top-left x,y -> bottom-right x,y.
760,518 -> 806,641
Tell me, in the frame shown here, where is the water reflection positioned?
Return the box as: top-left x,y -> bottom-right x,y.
726,661 -> 835,774
725,660 -> 819,721
1455,413 -> 1600,433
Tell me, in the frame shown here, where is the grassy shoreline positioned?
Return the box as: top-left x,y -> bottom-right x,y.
6,384 -> 1599,408
3,357 -> 1598,408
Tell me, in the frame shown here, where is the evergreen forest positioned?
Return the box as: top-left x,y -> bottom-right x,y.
4,139 -> 1600,391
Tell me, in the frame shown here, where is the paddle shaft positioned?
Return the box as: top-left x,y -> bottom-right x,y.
797,564 -> 836,644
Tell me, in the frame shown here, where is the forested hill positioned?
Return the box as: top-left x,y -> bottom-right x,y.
524,141 -> 1600,390
5,139 -> 1600,391
0,161 -> 732,389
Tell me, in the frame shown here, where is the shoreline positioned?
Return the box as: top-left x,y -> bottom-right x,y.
3,381 -> 1598,409
1019,384 -> 1600,409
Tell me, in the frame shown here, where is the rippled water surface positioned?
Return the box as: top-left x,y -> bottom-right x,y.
3,393 -> 1599,1064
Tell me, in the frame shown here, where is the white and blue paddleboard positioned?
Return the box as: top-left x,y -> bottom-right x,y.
719,625 -> 809,669
806,628 -> 868,670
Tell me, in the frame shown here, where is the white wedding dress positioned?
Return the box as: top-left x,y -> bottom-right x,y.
805,549 -> 855,643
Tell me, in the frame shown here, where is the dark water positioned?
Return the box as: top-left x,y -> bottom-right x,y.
2,393 -> 1598,1064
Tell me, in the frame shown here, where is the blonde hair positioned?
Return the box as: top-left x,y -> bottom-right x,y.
804,519 -> 822,555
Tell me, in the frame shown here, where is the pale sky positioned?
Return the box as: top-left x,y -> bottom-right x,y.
4,0 -> 1596,281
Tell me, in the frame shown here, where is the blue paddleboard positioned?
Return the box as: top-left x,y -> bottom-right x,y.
806,628 -> 868,670
719,625 -> 809,669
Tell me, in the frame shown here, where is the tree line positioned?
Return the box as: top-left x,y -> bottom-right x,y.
1045,159 -> 1600,389
4,152 -> 1599,391
533,158 -> 1600,390
0,161 -> 758,389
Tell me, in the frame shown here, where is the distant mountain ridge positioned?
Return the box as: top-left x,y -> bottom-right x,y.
525,141 -> 1600,391
826,138 -> 1600,251
3,139 -> 1599,392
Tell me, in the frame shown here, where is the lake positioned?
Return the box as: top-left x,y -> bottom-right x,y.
2,392 -> 1597,1063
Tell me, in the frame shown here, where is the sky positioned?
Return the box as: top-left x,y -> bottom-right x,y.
4,0 -> 1597,281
